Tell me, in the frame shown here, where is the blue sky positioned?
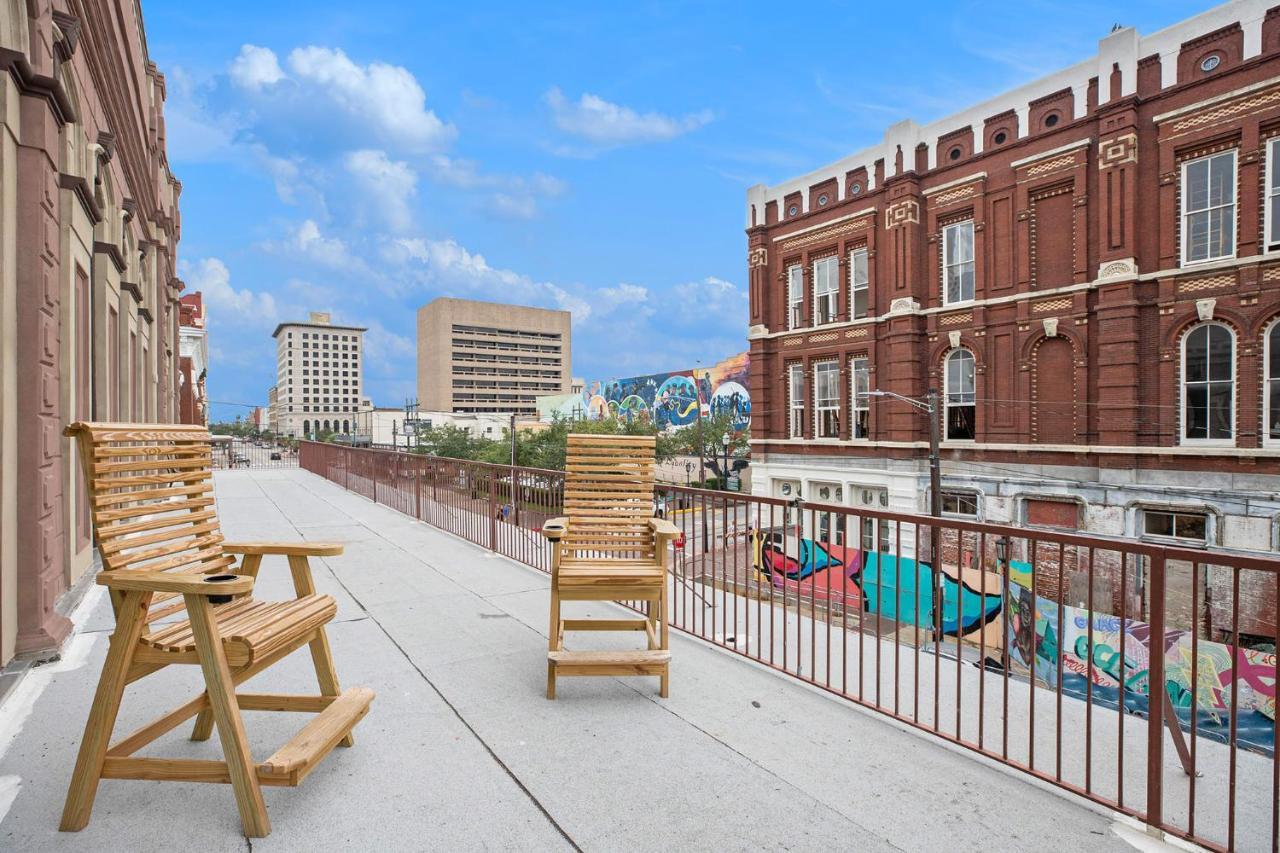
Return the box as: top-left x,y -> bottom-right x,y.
147,0 -> 1208,422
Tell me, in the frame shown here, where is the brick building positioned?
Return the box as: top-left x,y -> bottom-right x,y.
746,0 -> 1280,572
0,2 -> 182,666
178,292 -> 207,425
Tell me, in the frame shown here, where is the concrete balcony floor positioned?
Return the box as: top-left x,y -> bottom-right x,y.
0,469 -> 1191,851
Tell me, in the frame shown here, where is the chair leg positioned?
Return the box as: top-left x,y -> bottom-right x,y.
185,595 -> 270,838
60,592 -> 149,832
190,705 -> 215,742
308,627 -> 353,747
547,587 -> 561,700
659,586 -> 670,699
286,553 -> 353,747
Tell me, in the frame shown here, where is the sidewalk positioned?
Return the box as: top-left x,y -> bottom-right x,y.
0,468 -> 1184,851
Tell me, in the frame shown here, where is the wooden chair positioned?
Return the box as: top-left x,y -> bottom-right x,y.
60,422 -> 374,838
542,434 -> 680,699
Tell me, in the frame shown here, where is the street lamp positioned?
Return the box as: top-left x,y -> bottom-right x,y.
720,432 -> 731,491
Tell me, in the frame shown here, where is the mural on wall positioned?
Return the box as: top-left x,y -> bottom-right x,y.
566,352 -> 751,430
749,536 -> 1277,754
1006,580 -> 1277,755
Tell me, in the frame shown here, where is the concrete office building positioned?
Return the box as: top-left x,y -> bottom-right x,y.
417,298 -> 572,416
271,312 -> 366,439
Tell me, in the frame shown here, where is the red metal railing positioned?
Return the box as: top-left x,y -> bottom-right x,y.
300,441 -> 1278,852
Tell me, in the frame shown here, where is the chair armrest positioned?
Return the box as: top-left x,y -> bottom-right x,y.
220,541 -> 345,557
97,570 -> 255,596
649,518 -> 681,540
542,518 -> 569,541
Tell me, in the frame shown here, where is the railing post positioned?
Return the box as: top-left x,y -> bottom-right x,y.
374,452 -> 380,505
488,467 -> 497,552
414,455 -> 422,519
1144,551 -> 1167,834
344,446 -> 350,491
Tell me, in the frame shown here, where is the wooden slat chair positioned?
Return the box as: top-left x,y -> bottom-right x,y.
541,434 -> 680,699
60,422 -> 374,838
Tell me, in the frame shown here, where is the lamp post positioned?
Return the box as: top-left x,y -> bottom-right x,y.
720,432 -> 730,491
684,461 -> 693,488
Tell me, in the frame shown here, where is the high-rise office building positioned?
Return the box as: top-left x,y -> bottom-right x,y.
271,312 -> 366,438
417,298 -> 572,416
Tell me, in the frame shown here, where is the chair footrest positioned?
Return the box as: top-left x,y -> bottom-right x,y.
258,687 -> 374,786
548,650 -> 670,676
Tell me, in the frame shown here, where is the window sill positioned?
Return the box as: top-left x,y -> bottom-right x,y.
1179,254 -> 1236,268
1179,439 -> 1236,448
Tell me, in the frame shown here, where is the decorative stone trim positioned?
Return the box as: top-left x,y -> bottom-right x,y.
1098,258 -> 1137,280
1176,274 -> 1235,293
1168,85 -> 1280,134
1098,133 -> 1137,169
844,328 -> 868,339
93,241 -> 127,273
939,312 -> 972,327
808,331 -> 839,344
777,217 -> 872,252
748,247 -> 767,268
884,199 -> 919,228
120,281 -> 143,303
1025,154 -> 1078,178
1033,298 -> 1072,313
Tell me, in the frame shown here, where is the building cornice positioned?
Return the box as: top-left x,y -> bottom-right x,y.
93,241 -> 127,274
750,437 -> 1280,458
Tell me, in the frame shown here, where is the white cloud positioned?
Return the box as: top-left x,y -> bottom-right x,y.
344,149 -> 418,231
544,87 -> 713,146
428,155 -> 566,220
382,236 -> 590,318
229,44 -> 285,91
286,46 -> 455,150
181,257 -> 277,326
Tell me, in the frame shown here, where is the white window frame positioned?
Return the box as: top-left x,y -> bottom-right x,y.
813,361 -> 840,439
787,265 -> 804,330
1138,506 -> 1211,546
942,220 -> 975,305
938,488 -> 980,519
850,356 -> 869,440
1267,319 -> 1280,447
849,248 -> 869,319
1180,322 -> 1235,446
1266,138 -> 1280,252
944,349 -> 976,441
812,256 -> 839,325
788,364 -> 805,438
1180,149 -> 1236,266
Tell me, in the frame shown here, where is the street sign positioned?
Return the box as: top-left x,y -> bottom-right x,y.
727,475 -> 741,491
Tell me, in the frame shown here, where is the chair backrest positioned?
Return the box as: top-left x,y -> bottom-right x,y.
66,422 -> 234,614
562,434 -> 656,562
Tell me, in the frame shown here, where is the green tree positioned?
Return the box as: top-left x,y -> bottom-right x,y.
662,411 -> 748,482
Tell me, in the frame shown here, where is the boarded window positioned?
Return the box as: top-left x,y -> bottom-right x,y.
1025,498 -> 1079,529
1033,190 -> 1074,287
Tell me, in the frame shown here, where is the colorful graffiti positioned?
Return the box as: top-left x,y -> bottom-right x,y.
751,529 -> 862,612
542,352 -> 751,430
749,536 -> 1277,753
1007,583 -> 1277,754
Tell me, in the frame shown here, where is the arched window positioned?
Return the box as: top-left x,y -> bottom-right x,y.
343,419 -> 350,434
1267,321 -> 1280,443
944,350 -> 976,440
1182,323 -> 1234,442
323,419 -> 331,433
303,419 -> 311,436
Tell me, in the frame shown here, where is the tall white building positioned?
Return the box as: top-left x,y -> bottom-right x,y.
271,312 -> 366,438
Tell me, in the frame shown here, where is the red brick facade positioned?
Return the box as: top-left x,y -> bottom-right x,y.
747,7 -> 1280,482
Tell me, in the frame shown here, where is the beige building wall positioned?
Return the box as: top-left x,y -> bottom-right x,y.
271,312 -> 366,438
417,298 -> 571,416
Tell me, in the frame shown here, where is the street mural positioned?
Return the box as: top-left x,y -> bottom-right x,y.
1006,582 -> 1277,754
568,352 -> 751,430
749,535 -> 1277,753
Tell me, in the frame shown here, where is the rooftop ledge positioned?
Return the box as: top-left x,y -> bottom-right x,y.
0,466 -> 1270,850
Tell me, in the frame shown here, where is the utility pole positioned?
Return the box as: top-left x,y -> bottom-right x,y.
694,369 -> 705,487
926,388 -> 941,520
509,413 -> 516,468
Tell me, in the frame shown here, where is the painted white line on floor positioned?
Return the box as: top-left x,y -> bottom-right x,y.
0,583 -> 105,827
